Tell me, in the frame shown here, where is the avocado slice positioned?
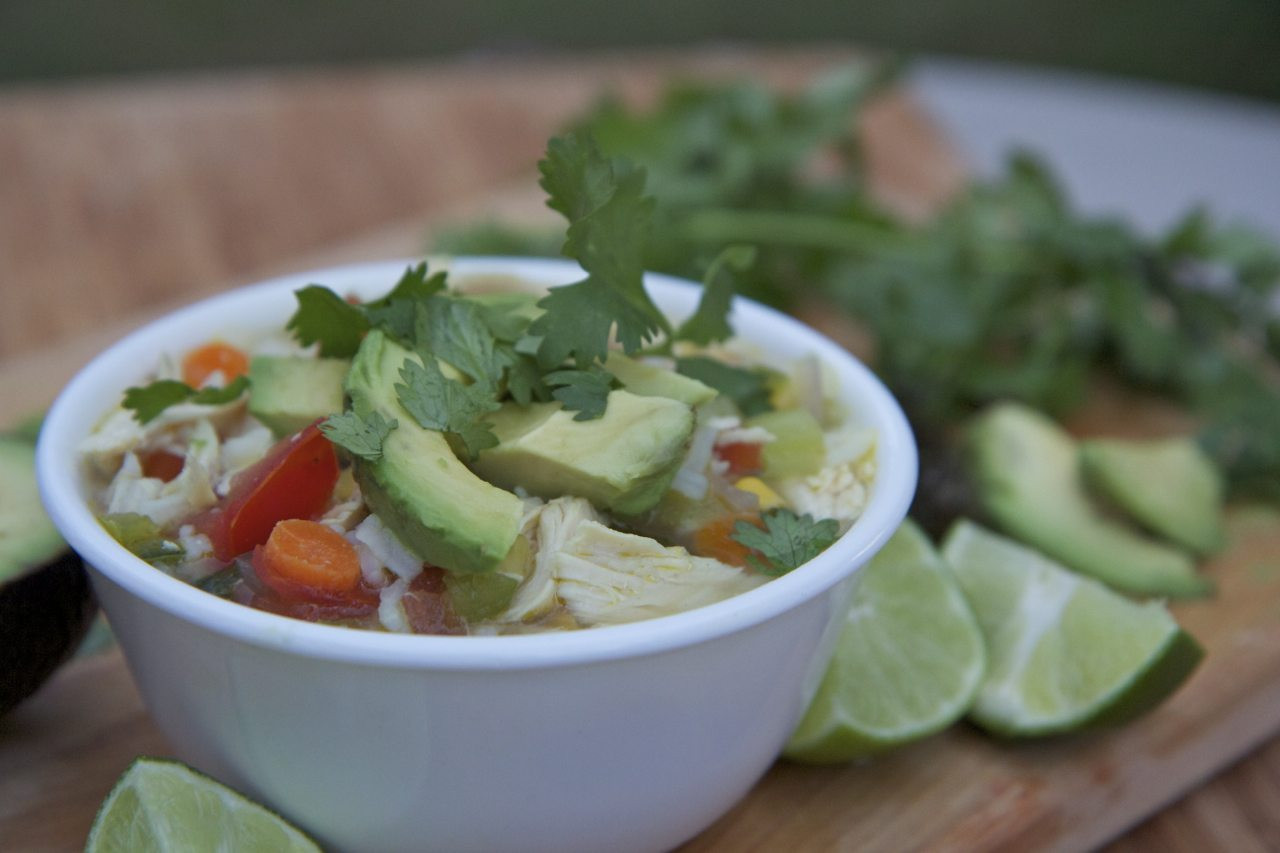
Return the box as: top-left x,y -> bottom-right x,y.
603,353 -> 717,407
746,408 -> 826,479
1,434 -> 97,716
470,391 -> 695,517
247,356 -> 350,436
968,403 -> 1212,599
1080,437 -> 1226,556
345,331 -> 523,574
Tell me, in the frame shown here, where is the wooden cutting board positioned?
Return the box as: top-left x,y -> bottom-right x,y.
2,50 -> 1279,852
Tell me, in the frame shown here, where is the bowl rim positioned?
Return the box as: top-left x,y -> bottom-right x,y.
37,256 -> 917,670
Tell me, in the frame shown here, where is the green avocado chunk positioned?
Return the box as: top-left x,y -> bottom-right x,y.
470,390 -> 695,516
746,408 -> 826,479
0,435 -> 97,716
1080,437 -> 1226,556
603,353 -> 717,407
248,356 -> 350,436
0,438 -> 65,583
968,403 -> 1212,599
345,331 -> 523,574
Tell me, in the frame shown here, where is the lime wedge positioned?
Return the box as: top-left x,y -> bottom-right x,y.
941,520 -> 1204,736
86,758 -> 321,853
785,520 -> 986,762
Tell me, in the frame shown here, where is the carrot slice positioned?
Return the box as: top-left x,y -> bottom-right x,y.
254,519 -> 362,599
182,341 -> 249,388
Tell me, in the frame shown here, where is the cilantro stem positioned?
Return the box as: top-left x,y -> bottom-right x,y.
679,209 -> 907,255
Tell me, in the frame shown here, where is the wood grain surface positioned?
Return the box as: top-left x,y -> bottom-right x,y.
2,49 -> 1279,852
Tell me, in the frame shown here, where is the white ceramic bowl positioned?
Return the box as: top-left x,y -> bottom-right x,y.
38,258 -> 916,853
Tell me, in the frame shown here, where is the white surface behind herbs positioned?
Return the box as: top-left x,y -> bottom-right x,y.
911,59 -> 1280,248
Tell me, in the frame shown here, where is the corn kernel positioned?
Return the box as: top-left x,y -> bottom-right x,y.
735,476 -> 784,510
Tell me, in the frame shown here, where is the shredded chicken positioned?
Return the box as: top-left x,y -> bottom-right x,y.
553,521 -> 765,625
104,419 -> 221,529
498,495 -> 597,622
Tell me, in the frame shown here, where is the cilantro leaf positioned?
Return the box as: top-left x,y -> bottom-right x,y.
413,297 -> 512,389
370,262 -> 448,306
395,355 -> 500,460
502,348 -> 549,405
530,132 -> 669,368
287,265 -> 443,355
674,245 -> 755,345
287,285 -> 370,357
675,356 -> 773,416
472,293 -> 542,342
362,263 -> 448,343
192,375 -> 250,406
320,409 -> 397,461
123,380 -> 198,424
534,282 -> 666,369
731,509 -> 840,575
123,375 -> 249,424
544,368 -> 616,420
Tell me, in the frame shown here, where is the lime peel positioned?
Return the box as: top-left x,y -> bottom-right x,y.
942,520 -> 1204,737
87,757 -> 321,853
785,519 -> 986,762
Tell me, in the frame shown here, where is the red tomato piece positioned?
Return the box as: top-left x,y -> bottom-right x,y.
714,442 -> 763,477
401,567 -> 466,635
245,582 -> 380,623
139,448 -> 185,483
198,421 -> 340,561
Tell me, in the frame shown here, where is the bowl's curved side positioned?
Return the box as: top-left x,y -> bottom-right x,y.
91,561 -> 847,853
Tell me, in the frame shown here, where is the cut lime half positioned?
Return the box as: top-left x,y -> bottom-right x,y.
942,520 -> 1204,737
785,520 -> 986,762
86,757 -> 321,853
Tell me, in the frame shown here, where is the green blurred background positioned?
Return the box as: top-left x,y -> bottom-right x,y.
1,0 -> 1278,100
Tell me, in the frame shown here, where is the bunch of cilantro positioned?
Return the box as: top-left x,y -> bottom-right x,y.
118,130 -> 837,576
434,63 -> 1280,516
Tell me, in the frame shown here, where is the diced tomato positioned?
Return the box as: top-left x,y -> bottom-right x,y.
182,341 -> 250,388
714,442 -> 763,477
244,582 -> 380,624
197,421 -> 340,561
401,567 -> 466,635
692,513 -> 759,568
139,448 -> 185,482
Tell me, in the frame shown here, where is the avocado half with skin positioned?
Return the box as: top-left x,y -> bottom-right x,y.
0,433 -> 97,716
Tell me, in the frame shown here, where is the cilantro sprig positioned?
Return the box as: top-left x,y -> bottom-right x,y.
530,133 -> 671,368
411,297 -> 513,390
123,375 -> 249,424
731,509 -> 840,575
395,356 -> 500,460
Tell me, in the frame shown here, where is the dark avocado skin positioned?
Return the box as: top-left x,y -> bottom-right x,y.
0,550 -> 97,716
